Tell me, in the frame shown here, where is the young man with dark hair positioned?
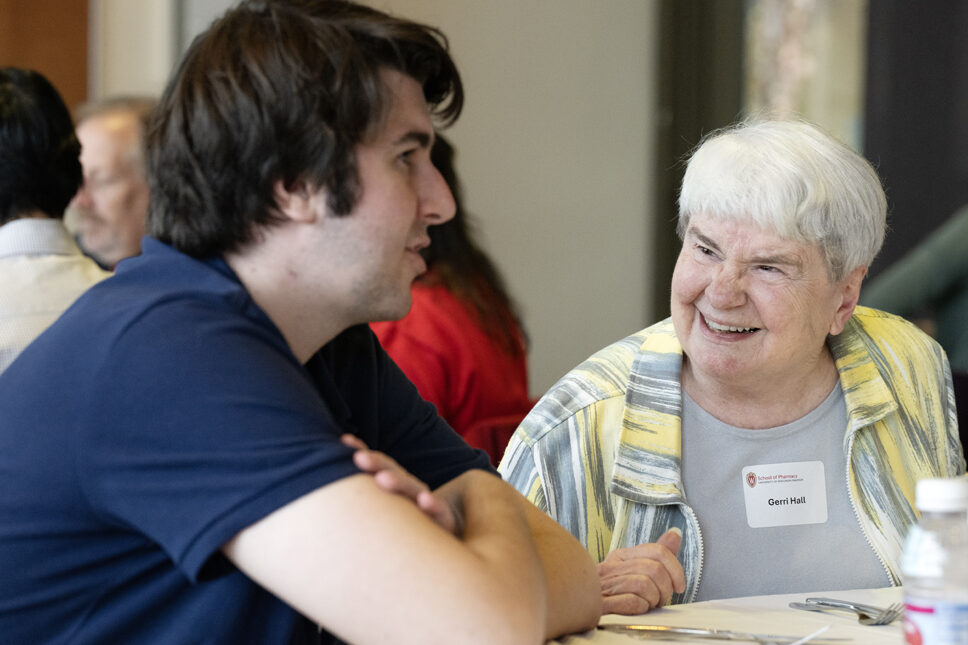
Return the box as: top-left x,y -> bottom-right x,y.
0,2 -> 601,643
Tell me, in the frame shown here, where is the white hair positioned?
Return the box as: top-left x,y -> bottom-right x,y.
677,119 -> 886,281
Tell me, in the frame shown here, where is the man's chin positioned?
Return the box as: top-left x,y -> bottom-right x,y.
78,242 -> 115,268
375,297 -> 413,323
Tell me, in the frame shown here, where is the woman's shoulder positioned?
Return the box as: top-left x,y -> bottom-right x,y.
525,319 -> 678,425
844,305 -> 948,368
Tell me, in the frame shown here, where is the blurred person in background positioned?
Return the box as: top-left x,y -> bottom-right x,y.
501,118 -> 965,614
0,67 -> 110,374
372,135 -> 533,465
67,95 -> 155,269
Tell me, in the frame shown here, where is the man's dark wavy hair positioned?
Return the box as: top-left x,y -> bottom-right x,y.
146,0 -> 463,258
0,67 -> 82,225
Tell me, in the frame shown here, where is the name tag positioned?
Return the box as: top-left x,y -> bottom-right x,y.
741,461 -> 828,528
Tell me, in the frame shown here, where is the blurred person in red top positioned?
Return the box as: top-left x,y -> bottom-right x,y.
372,135 -> 532,464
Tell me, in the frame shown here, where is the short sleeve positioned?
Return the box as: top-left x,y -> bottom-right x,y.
76,299 -> 361,581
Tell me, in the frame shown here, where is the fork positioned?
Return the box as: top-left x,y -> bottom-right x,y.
789,598 -> 903,625
806,597 -> 904,625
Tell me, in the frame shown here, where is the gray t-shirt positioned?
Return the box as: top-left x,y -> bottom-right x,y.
681,382 -> 891,601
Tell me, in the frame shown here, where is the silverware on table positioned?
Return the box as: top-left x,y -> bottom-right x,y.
596,623 -> 851,643
788,597 -> 902,626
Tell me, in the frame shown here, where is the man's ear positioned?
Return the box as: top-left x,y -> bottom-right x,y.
272,179 -> 320,224
829,265 -> 868,336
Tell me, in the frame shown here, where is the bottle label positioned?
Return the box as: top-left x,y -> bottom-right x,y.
904,598 -> 968,645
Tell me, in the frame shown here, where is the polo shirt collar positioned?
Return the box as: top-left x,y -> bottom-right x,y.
0,218 -> 80,259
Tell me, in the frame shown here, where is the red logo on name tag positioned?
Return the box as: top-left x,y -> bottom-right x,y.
746,472 -> 757,488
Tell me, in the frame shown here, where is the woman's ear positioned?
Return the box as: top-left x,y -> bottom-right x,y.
272,179 -> 321,224
829,265 -> 868,335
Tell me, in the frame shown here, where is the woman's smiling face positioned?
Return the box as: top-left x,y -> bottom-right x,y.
671,212 -> 858,391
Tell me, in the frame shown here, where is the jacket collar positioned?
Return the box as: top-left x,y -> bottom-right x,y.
610,313 -> 896,505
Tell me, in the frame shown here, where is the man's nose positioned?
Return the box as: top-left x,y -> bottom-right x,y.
71,184 -> 93,209
421,163 -> 456,225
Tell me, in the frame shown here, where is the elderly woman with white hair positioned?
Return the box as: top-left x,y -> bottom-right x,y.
500,119 -> 966,613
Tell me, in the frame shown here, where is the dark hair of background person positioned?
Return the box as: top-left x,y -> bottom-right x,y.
146,0 -> 463,259
422,135 -> 527,357
0,67 -> 82,226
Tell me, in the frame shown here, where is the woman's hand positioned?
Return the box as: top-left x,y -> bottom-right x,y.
596,528 -> 686,614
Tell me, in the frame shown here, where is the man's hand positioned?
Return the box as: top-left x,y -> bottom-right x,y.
596,528 -> 686,615
340,434 -> 459,534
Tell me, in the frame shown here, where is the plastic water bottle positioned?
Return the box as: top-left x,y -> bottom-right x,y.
901,477 -> 968,645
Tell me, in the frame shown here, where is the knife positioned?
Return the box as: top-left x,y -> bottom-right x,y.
596,624 -> 851,643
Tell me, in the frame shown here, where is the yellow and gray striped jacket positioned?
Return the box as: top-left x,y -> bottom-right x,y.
499,307 -> 966,604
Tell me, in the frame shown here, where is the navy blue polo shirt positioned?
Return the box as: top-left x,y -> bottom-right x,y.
0,238 -> 489,643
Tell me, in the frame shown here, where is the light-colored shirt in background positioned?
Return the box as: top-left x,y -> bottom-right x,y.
0,218 -> 110,373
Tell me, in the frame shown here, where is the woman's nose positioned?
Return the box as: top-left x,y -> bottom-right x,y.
706,264 -> 746,308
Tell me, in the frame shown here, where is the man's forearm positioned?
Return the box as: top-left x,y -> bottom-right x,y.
518,490 -> 603,637
227,473 -> 550,645
444,470 -> 548,643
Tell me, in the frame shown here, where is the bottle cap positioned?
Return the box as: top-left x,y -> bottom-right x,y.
916,477 -> 968,512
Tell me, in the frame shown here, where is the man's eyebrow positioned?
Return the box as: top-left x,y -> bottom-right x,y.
393,130 -> 432,148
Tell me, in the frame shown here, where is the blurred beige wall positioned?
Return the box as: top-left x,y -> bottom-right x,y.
91,0 -> 661,396
371,0 -> 660,395
88,0 -> 175,98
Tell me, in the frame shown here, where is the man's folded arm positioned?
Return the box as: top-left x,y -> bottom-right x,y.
515,492 -> 603,635
223,470 -> 550,645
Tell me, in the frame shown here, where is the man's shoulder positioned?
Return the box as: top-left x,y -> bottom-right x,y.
113,239 -> 242,296
16,242 -> 279,390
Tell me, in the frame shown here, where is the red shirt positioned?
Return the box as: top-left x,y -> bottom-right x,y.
371,283 -> 533,464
